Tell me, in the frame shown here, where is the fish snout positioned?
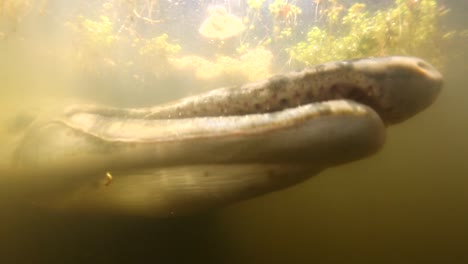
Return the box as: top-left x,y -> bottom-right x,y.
375,57 -> 443,124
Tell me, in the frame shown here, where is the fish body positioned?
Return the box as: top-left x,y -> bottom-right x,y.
12,56 -> 442,216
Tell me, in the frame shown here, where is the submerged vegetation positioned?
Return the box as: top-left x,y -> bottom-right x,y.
1,0 -> 465,93
288,0 -> 456,67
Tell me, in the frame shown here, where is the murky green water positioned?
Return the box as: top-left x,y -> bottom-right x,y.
1,0 -> 467,263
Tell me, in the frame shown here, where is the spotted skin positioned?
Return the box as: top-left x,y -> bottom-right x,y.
63,56 -> 441,126
11,56 -> 443,216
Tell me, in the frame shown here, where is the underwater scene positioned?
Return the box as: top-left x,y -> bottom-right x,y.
0,0 -> 467,263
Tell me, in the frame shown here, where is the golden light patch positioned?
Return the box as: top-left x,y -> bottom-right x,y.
199,5 -> 245,40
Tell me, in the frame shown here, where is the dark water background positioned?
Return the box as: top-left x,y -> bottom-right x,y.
0,0 -> 467,263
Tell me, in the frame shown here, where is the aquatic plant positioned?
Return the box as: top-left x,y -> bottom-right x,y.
269,0 -> 302,25
64,2 -> 182,89
64,15 -> 120,74
238,0 -> 303,64
139,34 -> 181,57
269,0 -> 302,40
3,0 -> 463,92
288,0 -> 455,68
137,33 -> 182,78
239,0 -> 268,53
80,15 -> 116,47
170,48 -> 273,83
246,0 -> 266,10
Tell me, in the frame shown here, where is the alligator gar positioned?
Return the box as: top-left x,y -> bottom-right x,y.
11,56 -> 443,216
